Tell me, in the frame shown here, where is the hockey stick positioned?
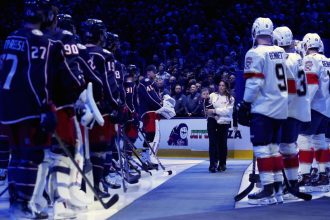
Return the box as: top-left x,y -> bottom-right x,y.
54,134 -> 119,209
114,124 -> 127,193
138,128 -> 173,176
120,130 -> 153,176
0,186 -> 8,198
234,156 -> 258,202
282,169 -> 312,201
83,127 -> 94,200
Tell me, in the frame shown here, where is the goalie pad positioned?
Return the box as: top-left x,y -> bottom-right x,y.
49,153 -> 71,201
156,95 -> 176,119
30,150 -> 52,212
69,118 -> 93,207
150,120 -> 160,155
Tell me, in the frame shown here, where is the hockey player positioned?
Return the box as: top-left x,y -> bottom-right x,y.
0,1 -> 68,218
122,65 -> 143,170
81,18 -> 123,195
297,33 -> 330,191
137,65 -> 162,170
103,32 -> 140,187
273,27 -> 310,198
42,11 -> 104,218
238,17 -> 288,205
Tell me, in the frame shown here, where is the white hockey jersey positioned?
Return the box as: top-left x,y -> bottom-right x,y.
285,53 -> 311,122
243,45 -> 288,119
303,53 -> 330,117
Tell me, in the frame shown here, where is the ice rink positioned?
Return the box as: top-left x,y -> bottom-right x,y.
1,158 -> 330,219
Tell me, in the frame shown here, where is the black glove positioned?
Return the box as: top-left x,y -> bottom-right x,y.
236,101 -> 251,127
40,103 -> 57,133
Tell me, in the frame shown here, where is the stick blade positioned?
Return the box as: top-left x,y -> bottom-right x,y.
288,188 -> 312,201
104,194 -> 119,209
234,183 -> 254,202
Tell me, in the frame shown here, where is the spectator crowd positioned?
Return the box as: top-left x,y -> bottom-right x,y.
1,0 -> 330,117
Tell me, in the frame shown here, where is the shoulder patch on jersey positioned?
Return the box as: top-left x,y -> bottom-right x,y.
144,78 -> 150,82
77,43 -> 86,49
103,49 -> 111,54
62,30 -> 73,36
31,29 -> 43,36
245,57 -> 253,69
304,61 -> 313,71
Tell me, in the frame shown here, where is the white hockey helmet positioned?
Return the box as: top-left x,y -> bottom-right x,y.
273,26 -> 293,47
251,17 -> 274,42
294,40 -> 304,57
319,39 -> 324,54
303,33 -> 321,51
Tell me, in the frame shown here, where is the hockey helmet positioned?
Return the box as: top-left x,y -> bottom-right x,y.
24,0 -> 54,24
106,32 -> 120,51
273,26 -> 293,47
303,33 -> 321,51
251,17 -> 273,43
81,18 -> 107,45
57,14 -> 75,33
126,64 -> 140,78
319,39 -> 324,54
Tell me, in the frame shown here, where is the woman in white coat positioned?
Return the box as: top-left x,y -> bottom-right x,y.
206,80 -> 234,173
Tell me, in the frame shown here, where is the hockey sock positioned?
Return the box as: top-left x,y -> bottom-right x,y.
91,155 -> 104,189
297,135 -> 313,174
313,134 -> 328,173
0,135 -> 9,169
103,152 -> 113,177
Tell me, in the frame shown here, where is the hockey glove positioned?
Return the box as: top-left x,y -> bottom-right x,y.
237,101 -> 251,127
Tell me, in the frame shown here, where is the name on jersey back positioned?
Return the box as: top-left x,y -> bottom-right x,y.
269,52 -> 284,60
4,39 -> 25,52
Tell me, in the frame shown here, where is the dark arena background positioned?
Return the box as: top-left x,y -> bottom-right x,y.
0,0 -> 330,219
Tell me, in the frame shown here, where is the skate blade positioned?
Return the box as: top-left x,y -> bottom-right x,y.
248,197 -> 277,206
299,186 -> 313,193
311,185 -> 330,192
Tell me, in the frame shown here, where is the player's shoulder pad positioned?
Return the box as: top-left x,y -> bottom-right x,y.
102,48 -> 112,54
62,30 -> 73,36
245,47 -> 262,58
77,43 -> 86,50
31,29 -> 43,36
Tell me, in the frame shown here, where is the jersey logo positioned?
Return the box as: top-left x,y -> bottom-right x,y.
245,57 -> 253,69
304,61 -> 313,71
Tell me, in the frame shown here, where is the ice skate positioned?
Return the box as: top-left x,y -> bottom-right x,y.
248,184 -> 276,205
53,200 -> 76,220
10,200 -> 48,220
297,174 -> 313,192
311,172 -> 330,192
141,149 -> 158,170
282,180 -> 299,201
102,172 -> 121,189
